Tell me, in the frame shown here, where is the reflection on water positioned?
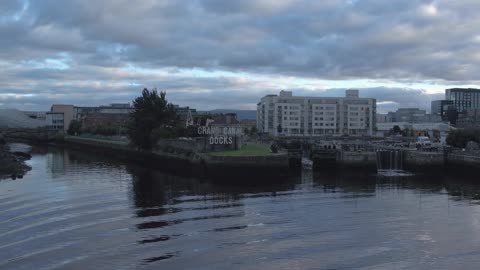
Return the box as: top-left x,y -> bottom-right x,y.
1,145 -> 480,269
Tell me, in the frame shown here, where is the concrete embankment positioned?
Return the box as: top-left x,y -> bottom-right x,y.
203,154 -> 292,182
447,153 -> 480,169
404,151 -> 444,171
63,136 -> 203,176
312,149 -> 449,172
62,136 -> 295,182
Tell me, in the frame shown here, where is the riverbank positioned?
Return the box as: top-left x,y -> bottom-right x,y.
0,141 -> 31,179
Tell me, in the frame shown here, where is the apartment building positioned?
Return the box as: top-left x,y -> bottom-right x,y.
257,90 -> 376,137
446,88 -> 480,112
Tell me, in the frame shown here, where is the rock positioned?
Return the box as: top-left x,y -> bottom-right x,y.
0,144 -> 31,180
466,141 -> 480,151
12,151 -> 32,160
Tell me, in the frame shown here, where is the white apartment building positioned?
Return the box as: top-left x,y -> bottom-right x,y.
257,90 -> 376,137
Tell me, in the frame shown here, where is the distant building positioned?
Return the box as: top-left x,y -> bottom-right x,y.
173,105 -> 197,128
201,113 -> 238,126
456,109 -> 480,128
82,113 -> 129,131
257,89 -> 376,137
376,114 -> 388,123
174,105 -> 197,117
431,100 -> 453,116
46,112 -> 65,131
99,103 -> 133,114
49,103 -> 133,133
387,108 -> 425,123
74,106 -> 101,121
22,111 -> 47,121
386,108 -> 442,123
446,88 -> 480,112
74,104 -> 132,121
239,119 -> 257,129
376,122 -> 454,143
51,105 -> 75,132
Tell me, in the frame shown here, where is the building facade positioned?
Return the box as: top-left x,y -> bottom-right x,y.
51,105 -> 74,132
446,88 -> 480,112
82,113 -> 129,131
46,112 -> 65,131
431,100 -> 453,115
257,90 -> 376,137
386,108 -> 442,123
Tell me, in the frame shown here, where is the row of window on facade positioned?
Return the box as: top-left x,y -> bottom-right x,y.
313,117 -> 335,121
313,123 -> 335,127
314,111 -> 335,116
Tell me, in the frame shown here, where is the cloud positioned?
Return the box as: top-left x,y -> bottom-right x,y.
0,0 -> 479,111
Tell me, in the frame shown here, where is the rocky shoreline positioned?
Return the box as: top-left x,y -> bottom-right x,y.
0,135 -> 32,179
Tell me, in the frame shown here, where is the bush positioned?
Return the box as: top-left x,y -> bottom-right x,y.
94,126 -> 117,136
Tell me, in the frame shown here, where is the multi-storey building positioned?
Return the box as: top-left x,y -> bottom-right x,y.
446,88 -> 480,112
386,108 -> 441,123
431,100 -> 452,115
257,90 -> 376,137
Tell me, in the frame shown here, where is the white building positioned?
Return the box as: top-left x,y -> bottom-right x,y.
257,90 -> 376,137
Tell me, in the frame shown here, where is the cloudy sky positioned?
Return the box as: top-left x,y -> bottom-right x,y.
1,0 -> 479,113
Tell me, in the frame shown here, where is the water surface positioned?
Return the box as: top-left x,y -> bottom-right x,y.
1,146 -> 480,269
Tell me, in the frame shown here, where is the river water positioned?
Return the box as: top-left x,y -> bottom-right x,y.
2,145 -> 480,269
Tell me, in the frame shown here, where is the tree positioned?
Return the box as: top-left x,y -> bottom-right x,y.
127,88 -> 177,150
67,120 -> 82,135
392,125 -> 402,134
446,128 -> 480,148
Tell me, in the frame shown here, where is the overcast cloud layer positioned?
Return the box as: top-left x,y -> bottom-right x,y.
1,0 -> 479,113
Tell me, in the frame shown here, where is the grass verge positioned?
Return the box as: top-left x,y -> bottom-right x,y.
209,145 -> 272,156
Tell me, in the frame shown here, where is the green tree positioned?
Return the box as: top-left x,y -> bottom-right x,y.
127,88 -> 177,150
446,128 -> 480,148
67,120 -> 82,135
392,125 -> 402,134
